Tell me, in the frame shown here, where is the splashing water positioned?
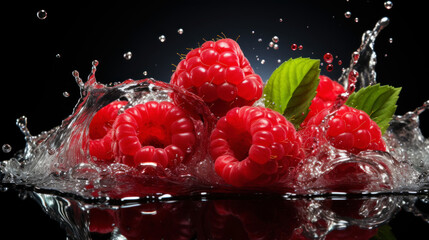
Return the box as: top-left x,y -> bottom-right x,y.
1,17 -> 428,200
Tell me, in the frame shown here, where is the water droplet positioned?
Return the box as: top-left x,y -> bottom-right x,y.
143,71 -> 148,76
272,36 -> 279,43
277,59 -> 281,63
298,45 -> 303,50
55,54 -> 61,58
159,35 -> 166,42
338,60 -> 343,65
177,28 -> 184,35
323,53 -> 334,63
354,17 -> 359,23
279,18 -> 283,22
273,44 -> 279,50
62,91 -> 70,98
123,51 -> 132,60
36,10 -> 47,20
269,41 -> 274,48
344,11 -> 352,19
384,1 -> 393,9
352,51 -> 360,63
326,64 -> 334,72
291,44 -> 297,51
258,38 -> 262,42
251,30 -> 255,34
260,59 -> 265,64
2,144 -> 12,153
389,37 -> 393,43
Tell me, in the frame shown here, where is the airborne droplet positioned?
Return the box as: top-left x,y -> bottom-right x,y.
36,10 -> 47,20
2,144 -> 12,153
177,28 -> 184,35
384,1 -> 393,10
323,53 -> 334,63
291,44 -> 297,51
344,11 -> 352,19
272,36 -> 279,43
159,35 -> 166,42
123,51 -> 132,60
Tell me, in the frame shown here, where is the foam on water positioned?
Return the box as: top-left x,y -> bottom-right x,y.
1,18 -> 428,200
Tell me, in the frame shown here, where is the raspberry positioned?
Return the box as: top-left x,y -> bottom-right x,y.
170,38 -> 263,117
301,75 -> 345,126
301,105 -> 386,155
112,101 -> 196,168
89,101 -> 127,161
209,106 -> 304,187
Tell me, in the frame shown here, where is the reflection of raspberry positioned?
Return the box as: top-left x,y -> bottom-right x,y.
210,106 -> 304,187
300,105 -> 386,155
301,75 -> 345,127
113,101 -> 196,168
170,38 -> 263,117
89,101 -> 127,161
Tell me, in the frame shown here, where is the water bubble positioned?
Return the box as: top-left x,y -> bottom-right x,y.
384,1 -> 393,9
326,64 -> 334,72
269,41 -> 274,48
291,44 -> 297,51
323,53 -> 334,63
36,10 -> 47,20
273,44 -> 279,50
344,11 -> 352,19
272,36 -> 279,43
63,91 -> 70,98
2,144 -> 12,153
177,28 -> 184,35
298,45 -> 303,50
159,35 -> 166,42
123,51 -> 132,60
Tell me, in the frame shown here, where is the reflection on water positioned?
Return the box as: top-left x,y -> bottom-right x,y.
7,188 -> 427,240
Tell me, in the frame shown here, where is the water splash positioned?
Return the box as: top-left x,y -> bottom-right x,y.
339,17 -> 390,89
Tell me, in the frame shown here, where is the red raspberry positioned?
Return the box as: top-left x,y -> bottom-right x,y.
89,101 -> 127,161
112,101 -> 196,168
170,38 -> 263,117
301,75 -> 345,127
210,106 -> 304,187
300,105 -> 386,155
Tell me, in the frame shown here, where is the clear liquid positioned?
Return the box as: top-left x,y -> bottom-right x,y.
1,18 -> 428,201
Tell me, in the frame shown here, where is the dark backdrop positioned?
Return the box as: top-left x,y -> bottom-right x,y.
0,0 -> 427,239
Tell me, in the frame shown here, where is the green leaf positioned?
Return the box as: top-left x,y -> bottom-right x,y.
263,57 -> 320,128
370,224 -> 396,240
345,84 -> 401,134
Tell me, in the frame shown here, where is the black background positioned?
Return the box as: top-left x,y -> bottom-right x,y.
0,0 -> 428,239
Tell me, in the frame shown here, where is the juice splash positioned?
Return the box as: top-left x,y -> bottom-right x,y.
1,17 -> 428,200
